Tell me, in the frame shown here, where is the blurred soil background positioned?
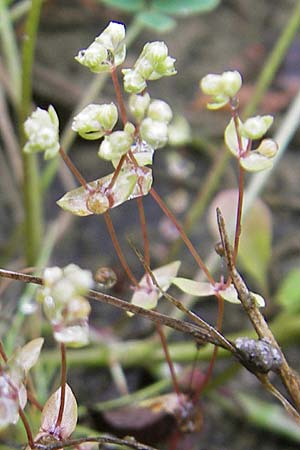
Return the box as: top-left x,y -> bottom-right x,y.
2,0 -> 300,449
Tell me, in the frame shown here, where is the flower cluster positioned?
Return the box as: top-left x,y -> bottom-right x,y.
0,339 -> 43,429
200,70 -> 278,172
123,41 -> 176,94
75,21 -> 126,72
37,265 -> 93,347
57,24 -> 176,217
23,105 -> 60,160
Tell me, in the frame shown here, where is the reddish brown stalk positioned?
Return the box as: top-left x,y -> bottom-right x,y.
59,148 -> 90,191
27,390 -> 43,411
156,323 -> 181,396
19,408 -> 34,449
104,211 -> 139,287
0,341 -> 8,362
111,66 -> 127,126
106,154 -> 127,192
233,166 -> 245,263
194,293 -> 224,398
150,188 -> 214,284
136,197 -> 150,269
55,343 -> 67,430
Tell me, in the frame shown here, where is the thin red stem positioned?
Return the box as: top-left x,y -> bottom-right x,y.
104,211 -> 139,287
19,408 -> 35,449
156,323 -> 181,396
150,188 -> 215,285
27,390 -> 43,411
233,166 -> 245,263
193,293 -> 224,399
136,197 -> 150,269
111,66 -> 127,126
0,341 -> 8,362
55,343 -> 67,430
106,154 -> 127,192
59,148 -> 90,191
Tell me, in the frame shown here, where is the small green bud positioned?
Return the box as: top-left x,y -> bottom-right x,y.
129,93 -> 151,121
75,41 -> 109,73
140,117 -> 168,149
98,129 -> 134,160
200,70 -> 242,110
147,99 -> 173,124
200,74 -> 224,96
134,41 -> 176,80
75,21 -> 126,72
124,121 -> 136,135
242,115 -> 274,140
256,139 -> 278,158
122,69 -> 147,94
72,103 -> 118,140
168,115 -> 191,146
221,70 -> 242,97
23,105 -> 60,160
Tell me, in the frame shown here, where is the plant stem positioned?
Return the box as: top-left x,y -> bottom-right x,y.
156,323 -> 181,396
19,407 -> 34,449
150,187 -> 214,284
19,0 -> 43,266
59,147 -> 89,190
104,211 -> 139,287
233,165 -> 245,263
55,343 -> 67,430
111,66 -> 127,125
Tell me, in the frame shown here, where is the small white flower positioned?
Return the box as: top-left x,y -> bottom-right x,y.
147,99 -> 173,124
72,103 -> 118,140
23,106 -> 60,160
140,118 -> 168,149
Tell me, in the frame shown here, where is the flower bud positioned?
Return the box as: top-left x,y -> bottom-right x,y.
256,139 -> 278,158
129,93 -> 151,121
221,70 -> 242,97
75,22 -> 126,72
200,74 -> 223,96
122,69 -> 147,94
98,130 -> 133,160
147,99 -> 173,124
134,41 -> 176,80
140,118 -> 168,149
72,103 -> 118,140
242,115 -> 274,140
75,42 -> 109,73
95,21 -> 125,52
23,105 -> 60,160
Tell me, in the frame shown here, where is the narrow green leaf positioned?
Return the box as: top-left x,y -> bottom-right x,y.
136,11 -> 176,32
152,0 -> 220,16
237,393 -> 300,443
276,268 -> 300,313
99,0 -> 145,12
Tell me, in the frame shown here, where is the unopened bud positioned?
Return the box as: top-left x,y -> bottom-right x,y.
147,99 -> 173,124
122,69 -> 147,94
75,42 -> 108,73
140,118 -> 168,149
72,103 -> 118,140
98,130 -> 133,160
129,93 -> 151,121
256,139 -> 278,158
23,105 -> 60,160
242,115 -> 273,140
200,74 -> 223,96
221,70 -> 242,97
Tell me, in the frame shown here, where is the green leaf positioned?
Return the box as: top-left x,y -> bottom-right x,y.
240,152 -> 273,172
152,0 -> 220,16
224,118 -> 249,158
172,277 -> 214,297
276,268 -> 300,313
236,393 -> 300,443
99,0 -> 145,12
136,11 -> 176,32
